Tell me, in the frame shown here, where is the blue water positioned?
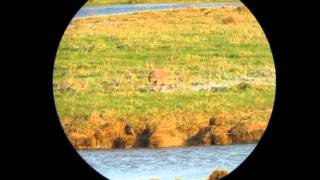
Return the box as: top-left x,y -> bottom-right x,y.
79,144 -> 256,180
74,2 -> 242,18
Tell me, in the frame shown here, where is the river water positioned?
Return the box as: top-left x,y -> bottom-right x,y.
74,2 -> 242,19
79,144 -> 256,180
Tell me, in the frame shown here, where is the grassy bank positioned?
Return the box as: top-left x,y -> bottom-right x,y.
54,6 -> 275,149
85,0 -> 240,6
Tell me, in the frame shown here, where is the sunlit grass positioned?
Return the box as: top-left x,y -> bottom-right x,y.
54,6 -> 275,131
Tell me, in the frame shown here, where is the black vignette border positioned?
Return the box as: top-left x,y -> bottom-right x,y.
32,0 -> 290,180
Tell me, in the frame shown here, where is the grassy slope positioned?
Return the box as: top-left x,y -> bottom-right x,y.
85,0 -> 240,6
54,7 -> 275,133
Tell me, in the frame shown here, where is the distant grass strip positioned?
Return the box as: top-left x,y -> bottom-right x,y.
85,0 -> 240,6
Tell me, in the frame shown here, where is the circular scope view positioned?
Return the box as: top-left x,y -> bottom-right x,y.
53,1 -> 275,180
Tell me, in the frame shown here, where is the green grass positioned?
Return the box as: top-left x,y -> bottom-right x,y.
54,7 -> 275,130
85,0 -> 240,6
54,88 -> 274,118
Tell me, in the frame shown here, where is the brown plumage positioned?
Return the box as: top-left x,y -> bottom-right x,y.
148,69 -> 170,85
148,69 -> 171,92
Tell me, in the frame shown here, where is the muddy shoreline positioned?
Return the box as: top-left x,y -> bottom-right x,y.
67,117 -> 268,150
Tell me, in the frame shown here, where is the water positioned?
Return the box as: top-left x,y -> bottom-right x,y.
79,144 -> 256,180
74,2 -> 242,19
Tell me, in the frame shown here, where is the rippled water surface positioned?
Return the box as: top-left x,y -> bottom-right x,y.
74,2 -> 242,18
79,144 -> 256,180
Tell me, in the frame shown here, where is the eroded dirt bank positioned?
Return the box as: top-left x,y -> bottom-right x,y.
65,110 -> 270,150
